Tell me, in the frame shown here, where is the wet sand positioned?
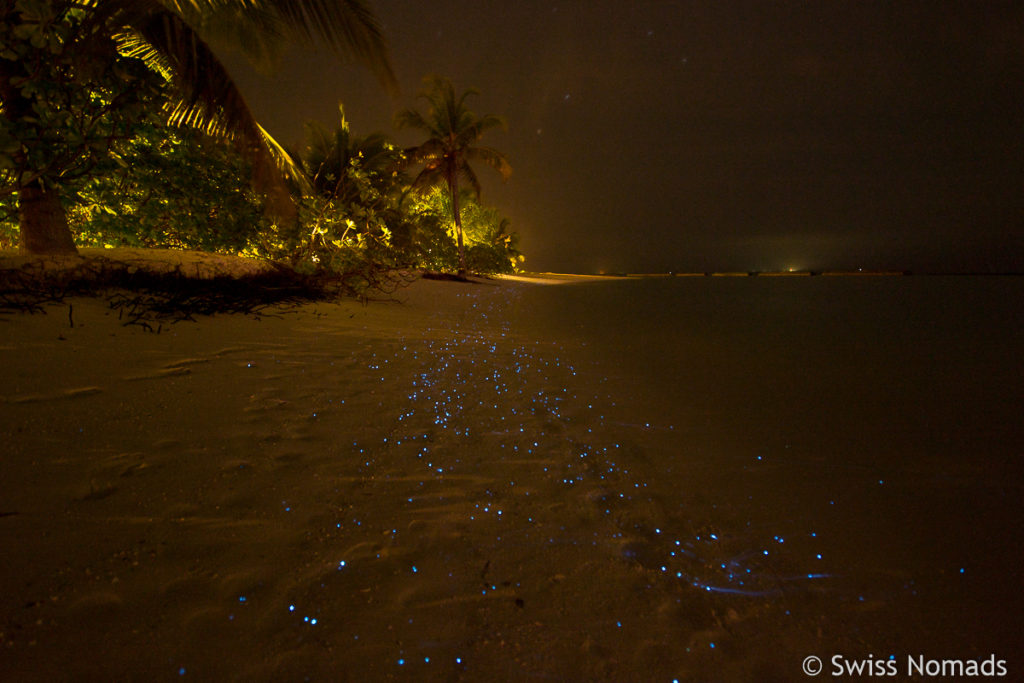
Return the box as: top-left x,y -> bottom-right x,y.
0,275 -> 729,681
1,268 -> 1020,681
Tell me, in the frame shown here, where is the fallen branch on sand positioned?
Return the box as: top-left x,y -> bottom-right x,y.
420,271 -> 478,283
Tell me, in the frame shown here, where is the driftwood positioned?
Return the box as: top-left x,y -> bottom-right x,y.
0,255 -> 418,331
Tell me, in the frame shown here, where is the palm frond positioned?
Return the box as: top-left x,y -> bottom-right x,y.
464,113 -> 507,141
258,122 -> 313,195
459,162 -> 482,199
125,8 -> 308,216
176,2 -> 287,69
395,107 -> 444,141
248,0 -> 396,92
113,29 -> 174,81
395,139 -> 443,171
393,107 -> 427,131
465,146 -> 512,181
125,11 -> 242,136
409,165 -> 446,193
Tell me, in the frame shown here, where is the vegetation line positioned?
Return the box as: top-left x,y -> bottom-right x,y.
0,255 -> 416,330
1,2 -> 522,279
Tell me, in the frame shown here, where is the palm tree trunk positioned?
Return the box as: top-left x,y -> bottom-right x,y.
18,183 -> 78,255
1,52 -> 77,256
448,173 -> 467,275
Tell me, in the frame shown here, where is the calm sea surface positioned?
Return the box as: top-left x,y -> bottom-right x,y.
508,275 -> 1024,658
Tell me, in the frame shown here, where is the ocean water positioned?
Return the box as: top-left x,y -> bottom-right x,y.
507,275 -> 1024,659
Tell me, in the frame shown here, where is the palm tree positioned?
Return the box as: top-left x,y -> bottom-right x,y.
1,0 -> 395,255
394,76 -> 510,274
300,105 -> 398,204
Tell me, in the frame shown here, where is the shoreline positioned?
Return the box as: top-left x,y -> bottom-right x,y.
2,248 -> 1019,286
2,250 -> 1021,679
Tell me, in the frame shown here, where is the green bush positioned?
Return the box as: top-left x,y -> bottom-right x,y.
2,112 -> 522,275
69,125 -> 268,253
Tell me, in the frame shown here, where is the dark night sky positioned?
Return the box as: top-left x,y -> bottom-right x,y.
223,1 -> 1024,273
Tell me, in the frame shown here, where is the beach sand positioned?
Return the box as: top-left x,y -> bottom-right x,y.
3,255 -> 1018,681
1,261 -> 776,682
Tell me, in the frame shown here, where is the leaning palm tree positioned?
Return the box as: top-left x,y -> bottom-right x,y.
1,0 -> 395,255
394,76 -> 510,274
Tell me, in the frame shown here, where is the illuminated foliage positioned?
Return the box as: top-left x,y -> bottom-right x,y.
0,104 -> 522,274
68,123 -> 269,253
403,187 -> 521,273
0,2 -> 157,189
260,106 -> 404,271
1,0 -> 394,254
284,108 -> 520,274
299,105 -> 401,204
0,0 -> 165,252
395,76 -> 511,274
0,2 -> 524,274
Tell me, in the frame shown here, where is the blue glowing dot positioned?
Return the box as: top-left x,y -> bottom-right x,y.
456,657 -> 463,664
397,659 -> 405,666
959,567 -> 965,574
709,642 -> 715,648
289,604 -> 295,612
238,596 -> 246,602
179,667 -> 186,676
412,566 -> 418,573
